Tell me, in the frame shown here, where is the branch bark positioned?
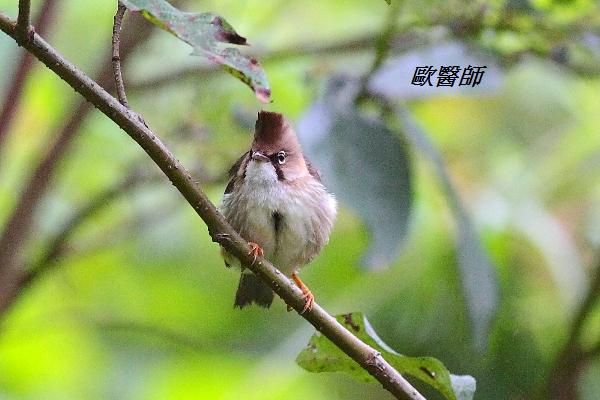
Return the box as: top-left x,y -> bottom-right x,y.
0,12 -> 424,400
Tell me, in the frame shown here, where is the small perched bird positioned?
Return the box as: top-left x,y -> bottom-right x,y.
220,111 -> 337,313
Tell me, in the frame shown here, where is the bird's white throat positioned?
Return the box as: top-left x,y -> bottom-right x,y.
245,159 -> 278,185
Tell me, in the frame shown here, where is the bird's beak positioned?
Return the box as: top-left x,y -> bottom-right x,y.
251,151 -> 270,162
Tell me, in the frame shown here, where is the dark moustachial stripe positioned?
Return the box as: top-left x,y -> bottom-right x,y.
228,151 -> 249,178
224,151 -> 250,195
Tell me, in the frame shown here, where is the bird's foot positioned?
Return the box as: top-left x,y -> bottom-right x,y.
247,242 -> 264,265
291,273 -> 314,314
300,289 -> 314,314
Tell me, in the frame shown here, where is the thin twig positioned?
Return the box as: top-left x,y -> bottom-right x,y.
0,0 -> 59,161
0,13 -> 424,399
112,1 -> 128,107
16,0 -> 31,39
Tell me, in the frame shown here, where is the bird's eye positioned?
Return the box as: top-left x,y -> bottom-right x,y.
277,151 -> 286,164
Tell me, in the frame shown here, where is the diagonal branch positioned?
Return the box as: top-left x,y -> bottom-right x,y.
0,12 -> 424,400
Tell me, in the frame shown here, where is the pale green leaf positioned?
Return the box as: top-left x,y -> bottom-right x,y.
296,312 -> 476,400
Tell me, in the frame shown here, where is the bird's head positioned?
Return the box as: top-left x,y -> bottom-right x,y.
246,111 -> 308,183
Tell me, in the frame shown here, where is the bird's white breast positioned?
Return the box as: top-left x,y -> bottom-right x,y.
221,160 -> 336,275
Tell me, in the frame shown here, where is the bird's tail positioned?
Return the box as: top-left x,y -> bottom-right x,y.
234,272 -> 274,308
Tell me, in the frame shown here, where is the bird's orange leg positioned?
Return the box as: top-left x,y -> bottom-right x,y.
247,242 -> 264,265
291,273 -> 314,314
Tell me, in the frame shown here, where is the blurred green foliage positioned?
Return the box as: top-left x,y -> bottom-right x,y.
0,0 -> 599,399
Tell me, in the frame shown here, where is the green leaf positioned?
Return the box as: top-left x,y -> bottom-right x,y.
120,0 -> 270,102
296,312 -> 476,400
297,76 -> 412,270
384,0 -> 392,4
396,107 -> 499,349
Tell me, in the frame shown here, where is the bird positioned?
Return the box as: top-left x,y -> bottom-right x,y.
220,110 -> 337,313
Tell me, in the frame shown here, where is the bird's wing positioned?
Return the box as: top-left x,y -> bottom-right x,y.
303,156 -> 322,183
224,151 -> 250,195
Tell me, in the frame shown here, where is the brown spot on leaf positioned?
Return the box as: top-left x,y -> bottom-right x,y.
343,313 -> 360,332
254,87 -> 271,104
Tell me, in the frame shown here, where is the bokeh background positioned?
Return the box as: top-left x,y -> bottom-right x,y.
0,0 -> 599,399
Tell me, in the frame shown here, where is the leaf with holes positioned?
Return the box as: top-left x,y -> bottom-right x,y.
120,0 -> 270,102
296,312 -> 476,400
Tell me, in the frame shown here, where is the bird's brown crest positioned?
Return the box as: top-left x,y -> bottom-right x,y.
253,111 -> 300,154
251,110 -> 309,179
